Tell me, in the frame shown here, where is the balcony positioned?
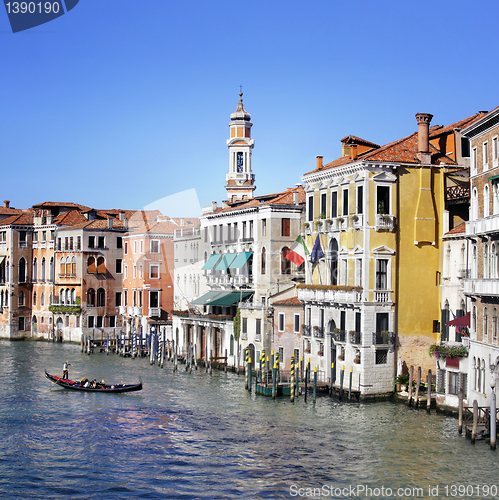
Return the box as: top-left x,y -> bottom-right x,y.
241,331 -> 248,340
349,331 -> 361,345
372,331 -> 395,345
127,306 -> 134,316
352,214 -> 363,229
302,325 -> 311,337
313,326 -> 325,339
297,286 -> 361,304
333,330 -> 346,342
133,306 -> 142,316
464,278 -> 499,297
375,214 -> 395,231
148,307 -> 161,317
337,217 -> 348,231
466,215 -> 499,236
254,332 -> 262,342
374,290 -> 392,303
119,305 -> 127,315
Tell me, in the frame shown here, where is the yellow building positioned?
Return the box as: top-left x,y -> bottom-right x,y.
298,112 -> 484,396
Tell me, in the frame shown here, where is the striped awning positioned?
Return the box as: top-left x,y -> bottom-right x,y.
214,253 -> 238,271
201,254 -> 222,271
228,252 -> 252,269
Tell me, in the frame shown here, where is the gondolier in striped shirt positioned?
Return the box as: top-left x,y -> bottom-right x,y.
62,361 -> 73,380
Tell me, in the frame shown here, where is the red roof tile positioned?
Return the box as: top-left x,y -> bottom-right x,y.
0,213 -> 34,226
444,222 -> 466,236
272,296 -> 303,306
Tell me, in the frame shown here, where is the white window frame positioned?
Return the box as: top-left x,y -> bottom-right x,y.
140,240 -> 144,254
294,314 -> 300,333
124,264 -> 128,279
278,313 -> 285,332
484,184 -> 490,218
150,263 -> 160,279
471,147 -> 478,176
375,182 -> 392,215
493,136 -> 499,168
150,239 -> 160,254
133,240 -> 137,254
483,141 -> 489,171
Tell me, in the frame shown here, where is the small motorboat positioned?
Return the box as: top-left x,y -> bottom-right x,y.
45,370 -> 142,393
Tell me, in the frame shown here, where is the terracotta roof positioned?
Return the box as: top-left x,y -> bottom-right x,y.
215,186 -> 305,213
272,296 -> 303,306
32,201 -> 91,210
340,135 -> 380,149
0,213 -> 34,226
429,112 -> 489,138
53,210 -> 87,226
0,207 -> 25,216
303,155 -> 354,175
444,222 -> 466,236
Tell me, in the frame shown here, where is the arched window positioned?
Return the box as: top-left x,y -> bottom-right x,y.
472,188 -> 478,220
18,290 -> 25,307
473,357 -> 477,390
41,257 -> 46,282
472,245 -> 477,278
87,288 -> 96,307
97,257 -> 105,274
65,256 -> 71,276
494,183 -> 499,215
60,288 -> 65,304
484,307 -> 489,342
493,308 -> 498,344
40,292 -> 45,306
49,257 -> 54,282
261,247 -> 266,275
97,288 -> 105,307
71,256 -> 76,276
445,246 -> 451,277
281,247 -> 291,275
485,245 -> 490,279
484,185 -> 490,218
87,257 -> 96,274
492,244 -> 497,279
329,239 -> 339,286
18,257 -> 26,283
72,289 -> 76,304
66,289 -> 71,305
33,292 -> 37,306
472,305 -> 477,339
32,258 -> 38,282
60,257 -> 65,276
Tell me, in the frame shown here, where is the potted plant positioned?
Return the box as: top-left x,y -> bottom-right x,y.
338,216 -> 344,223
318,350 -> 324,356
338,354 -> 344,361
304,348 -> 311,353
352,214 -> 359,222
395,374 -> 409,392
354,357 -> 361,364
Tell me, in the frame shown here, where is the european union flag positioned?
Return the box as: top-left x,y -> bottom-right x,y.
310,235 -> 324,264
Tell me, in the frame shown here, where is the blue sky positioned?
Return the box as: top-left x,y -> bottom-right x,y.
1,0 -> 498,216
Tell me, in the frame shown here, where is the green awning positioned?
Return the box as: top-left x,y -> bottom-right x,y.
191,291 -> 224,305
228,252 -> 253,269
206,291 -> 253,307
201,254 -> 222,271
489,175 -> 499,182
214,253 -> 238,271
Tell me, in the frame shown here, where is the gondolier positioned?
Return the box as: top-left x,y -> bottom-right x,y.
62,360 -> 73,380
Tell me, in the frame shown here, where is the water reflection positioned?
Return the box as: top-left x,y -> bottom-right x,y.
0,341 -> 498,499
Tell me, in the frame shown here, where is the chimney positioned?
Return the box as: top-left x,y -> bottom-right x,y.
119,211 -> 125,220
123,218 -> 128,230
415,112 -> 433,163
107,217 -> 113,229
316,156 -> 323,170
211,201 -> 217,212
3,200 -> 9,209
350,144 -> 358,160
180,218 -> 185,227
293,192 -> 299,205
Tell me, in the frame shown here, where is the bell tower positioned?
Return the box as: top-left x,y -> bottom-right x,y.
226,92 -> 256,202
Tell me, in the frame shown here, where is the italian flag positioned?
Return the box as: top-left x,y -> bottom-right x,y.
284,235 -> 309,266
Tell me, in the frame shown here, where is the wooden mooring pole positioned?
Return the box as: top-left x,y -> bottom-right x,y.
491,384 -> 497,450
415,367 -> 421,407
472,399 -> 478,443
427,369 -> 432,412
408,366 -> 414,406
313,366 -> 317,403
290,356 -> 295,403
339,365 -> 344,401
304,364 -> 309,403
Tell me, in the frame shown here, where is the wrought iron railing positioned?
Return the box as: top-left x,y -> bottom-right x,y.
350,332 -> 362,345
373,331 -> 394,345
313,326 -> 325,339
302,325 -> 311,337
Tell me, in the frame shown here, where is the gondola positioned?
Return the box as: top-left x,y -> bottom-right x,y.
45,370 -> 142,393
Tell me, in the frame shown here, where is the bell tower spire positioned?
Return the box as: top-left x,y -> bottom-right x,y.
226,91 -> 256,202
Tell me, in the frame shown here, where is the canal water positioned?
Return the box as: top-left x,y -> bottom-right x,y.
0,341 -> 498,500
